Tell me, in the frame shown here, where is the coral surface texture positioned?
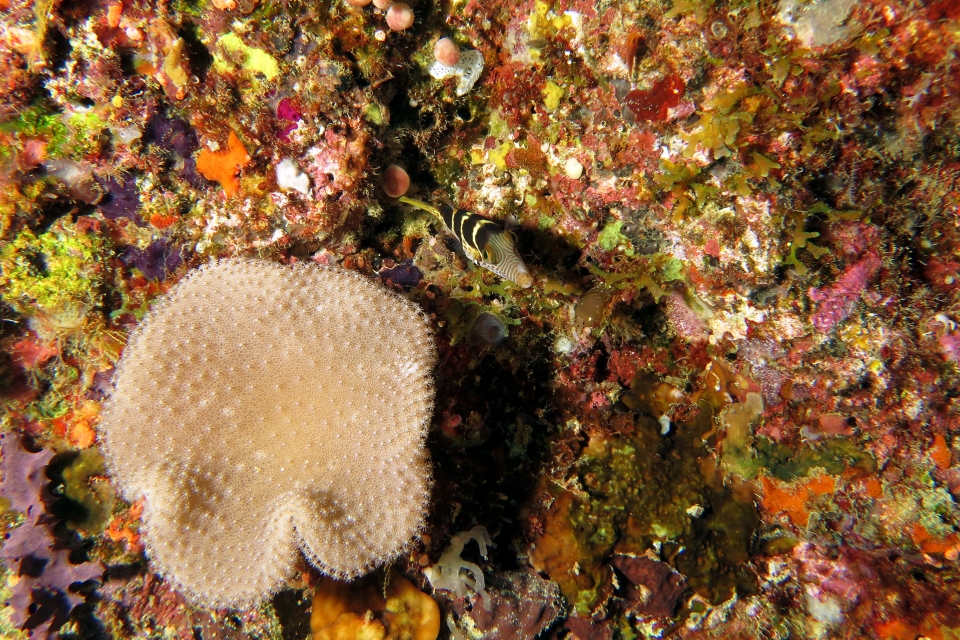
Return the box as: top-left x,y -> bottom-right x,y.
0,0 -> 959,638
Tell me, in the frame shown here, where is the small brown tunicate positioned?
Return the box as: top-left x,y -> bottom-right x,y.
573,287 -> 616,332
381,164 -> 410,197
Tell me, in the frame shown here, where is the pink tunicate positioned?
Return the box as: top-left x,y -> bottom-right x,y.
386,2 -> 414,31
663,292 -> 707,342
277,98 -> 301,122
346,0 -> 372,6
808,251 -> 881,333
373,0 -> 392,8
276,98 -> 302,141
434,37 -> 460,67
939,330 -> 960,363
381,164 -> 410,197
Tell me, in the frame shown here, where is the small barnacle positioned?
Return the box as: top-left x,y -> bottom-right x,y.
472,312 -> 508,345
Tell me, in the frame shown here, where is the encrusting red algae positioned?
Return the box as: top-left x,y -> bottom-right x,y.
0,0 -> 958,637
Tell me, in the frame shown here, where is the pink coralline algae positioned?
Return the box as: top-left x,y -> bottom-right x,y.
939,329 -> 960,363
808,251 -> 882,333
662,292 -> 708,342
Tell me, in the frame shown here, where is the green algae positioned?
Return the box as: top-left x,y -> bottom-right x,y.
783,215 -> 829,275
536,382 -> 760,615
755,436 -> 877,482
214,32 -> 280,81
32,391 -> 70,420
719,391 -> 765,479
661,256 -> 685,282
1,106 -> 71,156
542,81 -> 564,112
364,102 -> 386,126
587,262 -> 671,303
54,449 -> 115,534
537,214 -> 556,230
597,220 -> 631,252
0,105 -> 108,158
170,0 -> 206,17
0,218 -> 109,323
64,111 -> 109,156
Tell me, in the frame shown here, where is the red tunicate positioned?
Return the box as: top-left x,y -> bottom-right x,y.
624,74 -> 685,122
381,164 -> 410,197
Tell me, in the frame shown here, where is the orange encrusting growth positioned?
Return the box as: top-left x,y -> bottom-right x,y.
51,401 -> 101,449
873,618 -> 946,640
195,131 -> 251,197
106,500 -> 144,552
760,474 -> 836,526
149,213 -> 180,229
930,434 -> 952,469
860,476 -> 883,499
105,2 -> 122,28
310,569 -> 440,640
909,523 -> 960,555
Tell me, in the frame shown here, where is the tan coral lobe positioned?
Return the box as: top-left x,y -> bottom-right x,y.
98,259 -> 436,608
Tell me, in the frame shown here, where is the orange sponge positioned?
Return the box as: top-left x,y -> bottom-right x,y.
196,131 -> 250,197
311,569 -> 440,640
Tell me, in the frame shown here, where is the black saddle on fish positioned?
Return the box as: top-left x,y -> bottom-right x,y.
399,197 -> 534,288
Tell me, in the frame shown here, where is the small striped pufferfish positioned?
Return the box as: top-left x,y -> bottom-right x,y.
399,196 -> 534,288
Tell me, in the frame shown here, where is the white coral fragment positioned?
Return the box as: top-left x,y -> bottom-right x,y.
425,525 -> 495,610
429,49 -> 483,96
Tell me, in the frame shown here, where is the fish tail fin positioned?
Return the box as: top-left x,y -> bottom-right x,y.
399,197 -> 443,220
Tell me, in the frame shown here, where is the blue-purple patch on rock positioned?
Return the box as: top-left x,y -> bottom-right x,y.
118,239 -> 187,280
0,433 -> 53,519
378,259 -> 423,289
144,114 -> 205,188
146,114 -> 198,159
0,436 -> 104,638
96,175 -> 142,224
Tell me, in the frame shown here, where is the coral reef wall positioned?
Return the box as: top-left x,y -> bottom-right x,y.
1,0 -> 959,637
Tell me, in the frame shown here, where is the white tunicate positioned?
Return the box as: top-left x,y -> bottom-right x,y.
429,49 -> 484,96
659,414 -> 672,435
275,158 -> 311,196
114,125 -> 143,145
564,157 -> 584,180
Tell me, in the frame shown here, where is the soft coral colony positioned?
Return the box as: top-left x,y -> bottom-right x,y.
1,0 -> 960,637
